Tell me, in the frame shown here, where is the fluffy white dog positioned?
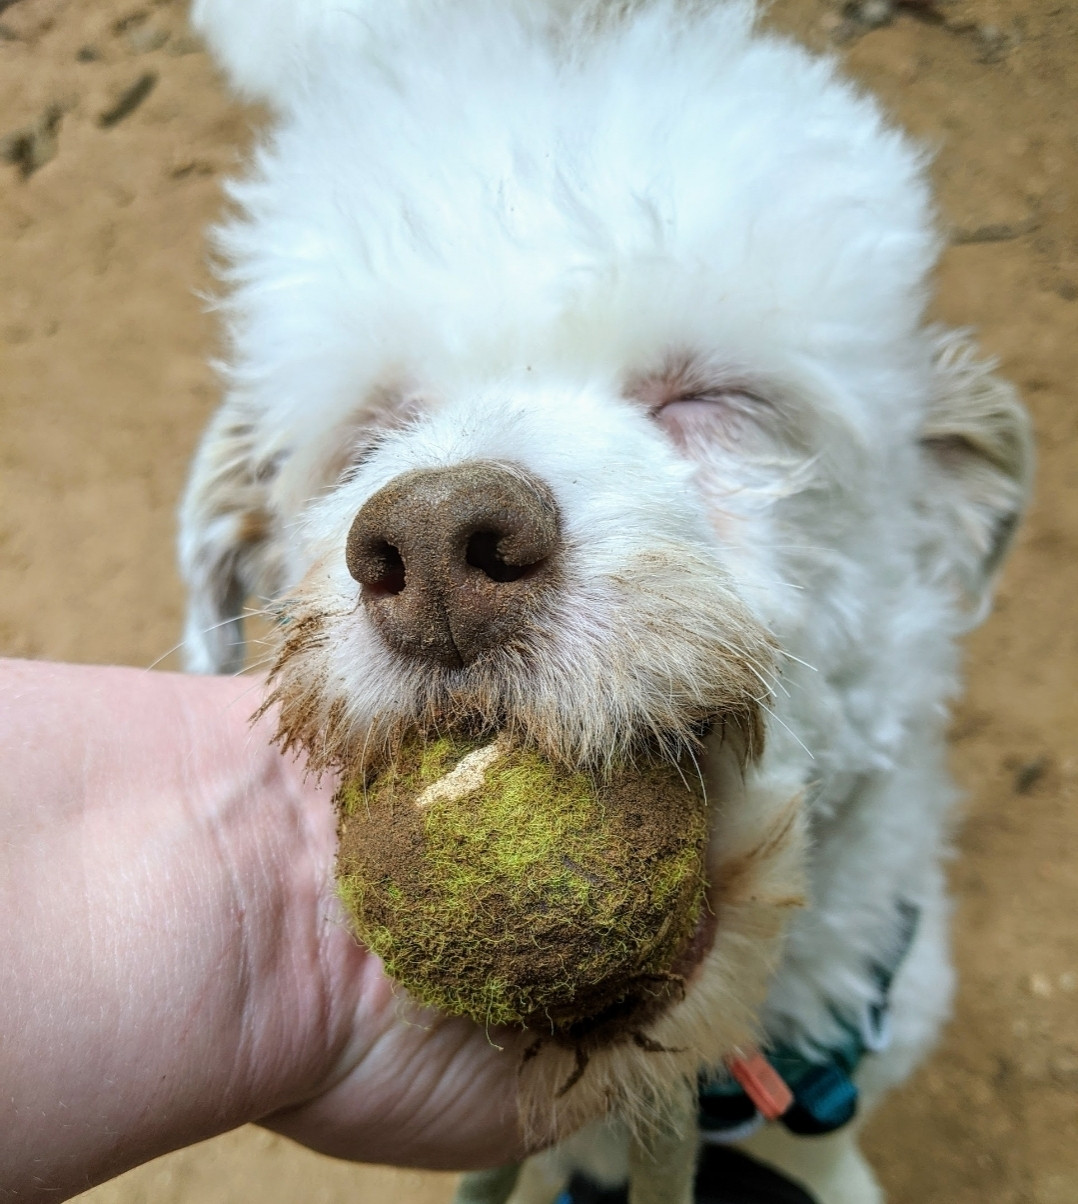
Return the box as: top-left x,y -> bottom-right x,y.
179,2 -> 1033,1201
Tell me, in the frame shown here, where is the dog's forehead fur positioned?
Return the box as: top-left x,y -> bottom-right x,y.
218,0 -> 936,475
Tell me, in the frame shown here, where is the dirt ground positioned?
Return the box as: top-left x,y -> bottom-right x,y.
1,0 -> 1075,1200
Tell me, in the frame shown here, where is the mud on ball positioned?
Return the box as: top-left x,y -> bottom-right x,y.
335,735 -> 708,1037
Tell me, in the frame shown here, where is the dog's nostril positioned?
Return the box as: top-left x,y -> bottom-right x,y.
465,529 -> 542,583
366,542 -> 406,596
346,461 -> 561,666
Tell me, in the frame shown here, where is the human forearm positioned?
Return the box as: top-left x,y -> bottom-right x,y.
0,661 -> 338,1198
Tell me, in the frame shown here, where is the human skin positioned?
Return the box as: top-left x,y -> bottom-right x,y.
0,659 -> 527,1203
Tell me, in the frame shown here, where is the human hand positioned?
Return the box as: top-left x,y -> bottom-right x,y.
0,660 -> 528,1203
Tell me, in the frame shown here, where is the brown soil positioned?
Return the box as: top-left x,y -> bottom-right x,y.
1,1 -> 1074,1201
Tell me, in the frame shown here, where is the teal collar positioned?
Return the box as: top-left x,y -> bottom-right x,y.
700,900 -> 920,1139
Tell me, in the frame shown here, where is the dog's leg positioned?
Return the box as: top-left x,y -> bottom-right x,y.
454,1165 -> 522,1204
505,1154 -> 570,1204
740,1125 -> 883,1204
627,1082 -> 698,1204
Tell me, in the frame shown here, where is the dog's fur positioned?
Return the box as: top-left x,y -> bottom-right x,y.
180,2 -> 1033,1199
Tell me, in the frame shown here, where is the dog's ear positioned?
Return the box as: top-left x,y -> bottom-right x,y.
178,404 -> 284,673
918,329 -> 1033,626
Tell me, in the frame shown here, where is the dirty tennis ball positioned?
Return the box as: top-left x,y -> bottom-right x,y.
334,734 -> 708,1037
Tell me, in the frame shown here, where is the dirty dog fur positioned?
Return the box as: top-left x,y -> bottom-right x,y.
179,1 -> 1033,1201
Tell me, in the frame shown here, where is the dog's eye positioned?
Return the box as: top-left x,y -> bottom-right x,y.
651,390 -> 764,450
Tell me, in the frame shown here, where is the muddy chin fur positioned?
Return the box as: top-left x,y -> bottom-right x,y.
259,555 -> 774,781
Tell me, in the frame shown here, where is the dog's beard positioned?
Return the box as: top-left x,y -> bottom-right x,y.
261,540 -> 776,778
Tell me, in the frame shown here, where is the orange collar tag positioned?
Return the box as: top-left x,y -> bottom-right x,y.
727,1049 -> 794,1122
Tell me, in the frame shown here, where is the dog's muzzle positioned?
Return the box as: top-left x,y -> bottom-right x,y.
345,460 -> 562,668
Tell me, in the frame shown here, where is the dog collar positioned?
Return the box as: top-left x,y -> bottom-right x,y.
700,900 -> 920,1140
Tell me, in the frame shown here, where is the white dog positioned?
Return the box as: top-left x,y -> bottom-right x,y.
179,2 -> 1033,1201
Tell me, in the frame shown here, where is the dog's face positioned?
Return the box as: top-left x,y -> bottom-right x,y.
265,369 -> 782,775
180,1 -> 1032,1129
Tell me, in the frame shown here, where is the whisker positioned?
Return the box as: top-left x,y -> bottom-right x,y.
754,697 -> 813,759
778,649 -> 818,673
145,606 -> 275,673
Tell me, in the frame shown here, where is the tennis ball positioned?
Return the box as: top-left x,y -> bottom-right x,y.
335,734 -> 708,1037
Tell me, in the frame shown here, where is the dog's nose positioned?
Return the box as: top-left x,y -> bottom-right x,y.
345,461 -> 561,667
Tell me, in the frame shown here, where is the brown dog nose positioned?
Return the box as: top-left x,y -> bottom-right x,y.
345,461 -> 561,668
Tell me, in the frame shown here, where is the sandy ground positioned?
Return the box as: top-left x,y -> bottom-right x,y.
1,0 -> 1075,1200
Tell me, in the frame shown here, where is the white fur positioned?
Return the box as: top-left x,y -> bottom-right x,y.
181,2 -> 1032,1199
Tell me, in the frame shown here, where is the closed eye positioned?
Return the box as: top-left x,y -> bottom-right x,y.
651,388 -> 768,450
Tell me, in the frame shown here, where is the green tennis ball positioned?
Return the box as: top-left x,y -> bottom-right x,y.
335,734 -> 708,1038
